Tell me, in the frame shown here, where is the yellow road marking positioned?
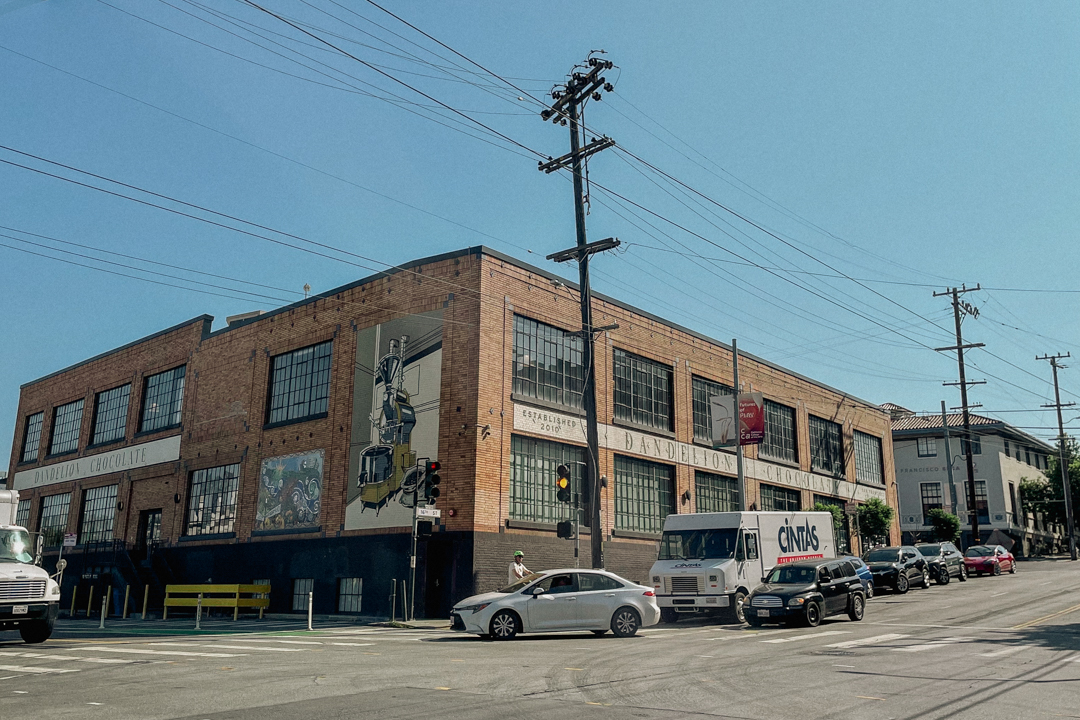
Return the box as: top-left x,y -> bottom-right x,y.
1012,603 -> 1080,630
857,696 -> 886,701
565,667 -> 584,671
435,687 -> 451,691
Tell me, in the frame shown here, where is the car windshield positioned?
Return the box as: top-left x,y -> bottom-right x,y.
917,545 -> 941,556
498,572 -> 545,594
765,565 -> 817,584
658,528 -> 739,560
0,529 -> 34,564
864,549 -> 900,562
965,547 -> 994,557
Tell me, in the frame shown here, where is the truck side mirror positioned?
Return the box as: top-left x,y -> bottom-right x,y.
34,534 -> 44,566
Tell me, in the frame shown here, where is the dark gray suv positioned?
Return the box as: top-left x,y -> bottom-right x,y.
746,558 -> 866,628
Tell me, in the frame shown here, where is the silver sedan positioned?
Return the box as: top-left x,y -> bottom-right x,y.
451,569 -> 661,640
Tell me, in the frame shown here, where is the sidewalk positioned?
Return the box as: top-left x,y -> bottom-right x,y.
45,614 -> 449,639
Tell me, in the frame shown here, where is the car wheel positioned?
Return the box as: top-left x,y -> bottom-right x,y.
993,563 -> 1002,576
1009,562 -> 1016,574
660,608 -> 678,624
804,602 -> 822,628
19,619 -> 53,644
936,567 -> 950,585
489,610 -> 520,641
958,565 -> 968,582
611,607 -> 641,638
866,582 -> 874,599
919,568 -> 931,588
729,590 -> 748,624
895,574 -> 909,594
591,629 -> 608,636
848,593 -> 865,622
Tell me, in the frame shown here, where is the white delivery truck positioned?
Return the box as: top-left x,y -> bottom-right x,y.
648,511 -> 836,623
0,489 -> 62,643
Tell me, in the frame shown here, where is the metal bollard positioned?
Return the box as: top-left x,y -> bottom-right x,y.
141,585 -> 149,621
69,587 -> 78,618
105,585 -> 112,619
122,585 -> 131,620
307,591 -> 313,631
86,586 -> 94,619
195,593 -> 203,631
390,579 -> 397,623
99,595 -> 107,629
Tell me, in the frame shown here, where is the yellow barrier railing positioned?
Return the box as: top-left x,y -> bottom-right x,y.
162,584 -> 270,621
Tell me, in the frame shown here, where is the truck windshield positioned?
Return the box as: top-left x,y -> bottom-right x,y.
658,529 -> 739,560
0,529 -> 34,564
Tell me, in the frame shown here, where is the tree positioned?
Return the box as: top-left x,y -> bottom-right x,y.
1037,437 -> 1080,527
811,501 -> 844,536
857,497 -> 895,545
926,508 -> 961,542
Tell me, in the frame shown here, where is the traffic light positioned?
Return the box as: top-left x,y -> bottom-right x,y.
556,520 -> 573,539
423,460 -> 442,504
556,463 -> 571,503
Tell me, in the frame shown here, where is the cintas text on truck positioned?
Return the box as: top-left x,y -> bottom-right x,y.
0,490 -> 63,643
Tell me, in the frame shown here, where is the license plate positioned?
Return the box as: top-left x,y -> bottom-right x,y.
757,609 -> 770,617
13,605 -> 28,615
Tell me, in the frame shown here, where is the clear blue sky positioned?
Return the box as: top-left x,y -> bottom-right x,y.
2,1 -> 1078,464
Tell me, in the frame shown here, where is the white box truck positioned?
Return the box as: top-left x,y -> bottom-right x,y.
648,511 -> 836,623
0,489 -> 62,643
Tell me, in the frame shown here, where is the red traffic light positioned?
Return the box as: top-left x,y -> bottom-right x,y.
425,460 -> 441,473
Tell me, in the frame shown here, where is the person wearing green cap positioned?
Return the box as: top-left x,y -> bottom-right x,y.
508,550 -> 530,584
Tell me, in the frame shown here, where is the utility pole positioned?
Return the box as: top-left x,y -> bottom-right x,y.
941,401 -> 957,512
1037,353 -> 1077,561
732,339 -> 746,511
934,285 -> 985,547
541,54 -> 618,570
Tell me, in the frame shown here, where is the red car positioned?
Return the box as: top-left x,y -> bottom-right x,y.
963,545 -> 1016,576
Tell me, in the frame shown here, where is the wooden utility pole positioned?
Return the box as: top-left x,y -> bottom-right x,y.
1036,353 -> 1077,561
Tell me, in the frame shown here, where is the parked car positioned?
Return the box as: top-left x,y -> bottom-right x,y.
450,569 -> 660,640
745,558 -> 866,628
844,555 -> 875,598
863,546 -> 930,593
916,542 -> 968,584
963,545 -> 1016,576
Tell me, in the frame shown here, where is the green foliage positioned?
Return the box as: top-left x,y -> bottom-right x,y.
857,497 -> 895,543
1038,438 -> 1080,526
926,508 -> 961,542
811,502 -> 844,534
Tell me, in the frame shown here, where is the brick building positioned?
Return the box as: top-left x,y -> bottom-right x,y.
7,247 -> 899,618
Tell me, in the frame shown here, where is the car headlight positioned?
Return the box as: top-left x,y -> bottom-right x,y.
788,597 -> 806,608
457,602 -> 491,614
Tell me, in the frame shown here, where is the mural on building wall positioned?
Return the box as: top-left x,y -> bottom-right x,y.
254,449 -> 324,531
345,310 -> 443,530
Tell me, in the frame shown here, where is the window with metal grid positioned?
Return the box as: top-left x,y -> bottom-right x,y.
140,366 -> 186,433
91,384 -> 130,445
760,400 -> 797,463
338,578 -> 363,613
292,578 -> 314,612
15,500 -> 30,528
21,412 -> 43,463
39,493 -> 71,547
854,431 -> 883,485
185,464 -> 240,536
613,349 -> 673,432
809,415 -> 844,477
614,455 -> 675,535
920,483 -> 943,522
267,341 -> 333,425
974,480 -> 989,522
917,437 -> 937,457
509,435 -> 587,525
692,376 -> 733,444
694,471 -> 739,513
512,315 -> 584,409
49,399 -> 84,455
78,485 -> 117,545
759,483 -> 800,512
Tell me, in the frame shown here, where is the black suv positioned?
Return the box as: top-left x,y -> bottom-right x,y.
745,559 -> 866,628
916,542 -> 967,585
863,546 -> 929,593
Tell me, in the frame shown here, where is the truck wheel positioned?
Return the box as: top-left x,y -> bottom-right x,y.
728,590 -> 748,624
660,608 -> 678,624
20,619 -> 54,644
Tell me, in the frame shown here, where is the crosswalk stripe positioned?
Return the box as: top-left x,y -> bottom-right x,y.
0,664 -> 80,674
978,645 -> 1032,658
331,642 -> 375,647
240,639 -> 321,645
0,652 -> 131,665
825,633 -> 909,649
150,643 -> 302,652
892,637 -> 975,653
761,631 -> 852,644
79,646 -> 246,658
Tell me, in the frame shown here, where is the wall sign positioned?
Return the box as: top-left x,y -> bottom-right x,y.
12,435 -> 181,490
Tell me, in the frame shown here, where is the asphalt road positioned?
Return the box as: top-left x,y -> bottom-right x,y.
2,559 -> 1079,720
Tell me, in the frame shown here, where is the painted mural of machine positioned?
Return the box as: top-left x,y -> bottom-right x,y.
357,336 -> 423,513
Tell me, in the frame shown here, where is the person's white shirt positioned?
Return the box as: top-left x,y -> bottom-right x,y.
508,560 -> 530,584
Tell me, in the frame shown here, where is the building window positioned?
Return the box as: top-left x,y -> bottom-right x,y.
1003,440 -> 1010,459
512,315 -> 584,409
39,493 -> 71,547
15,499 -> 30,528
695,471 -> 739,513
78,485 -> 117,545
509,435 -> 587,525
614,455 -> 675,535
920,483 -> 943,522
760,483 -> 800,512
292,578 -> 314,612
185,464 -> 241,536
1024,448 -> 1032,466
760,400 -> 797,464
91,385 -> 131,446
963,433 -> 982,457
692,376 -> 733,444
20,412 -> 43,463
613,349 -> 673,432
854,431 -> 883,485
267,341 -> 333,425
49,399 -> 84,455
1009,482 -> 1018,519
809,416 -> 844,477
338,578 -> 363,613
974,480 -> 989,522
917,437 -> 937,458
140,366 -> 186,433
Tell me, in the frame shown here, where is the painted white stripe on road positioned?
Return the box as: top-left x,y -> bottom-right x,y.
825,634 -> 909,649
150,643 -> 302,652
892,637 -> 975,653
0,652 -> 131,665
238,639 -> 322,645
761,631 -> 851,644
79,646 -> 246,658
978,645 -> 1032,658
0,664 -> 79,674
330,642 -> 375,647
